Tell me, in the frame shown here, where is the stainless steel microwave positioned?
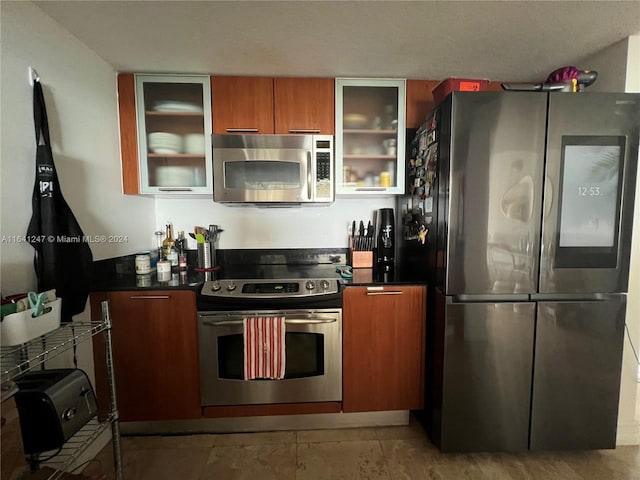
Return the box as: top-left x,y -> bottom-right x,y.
212,134 -> 334,205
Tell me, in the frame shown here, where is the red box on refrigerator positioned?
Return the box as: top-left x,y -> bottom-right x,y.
432,78 -> 489,105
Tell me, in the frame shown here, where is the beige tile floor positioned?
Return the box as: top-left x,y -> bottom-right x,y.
82,415 -> 640,480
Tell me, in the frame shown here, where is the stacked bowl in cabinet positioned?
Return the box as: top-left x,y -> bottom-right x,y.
148,132 -> 183,154
183,133 -> 205,154
147,132 -> 205,155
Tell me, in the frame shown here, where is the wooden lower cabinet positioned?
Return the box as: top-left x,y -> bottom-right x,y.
92,290 -> 201,422
342,285 -> 426,412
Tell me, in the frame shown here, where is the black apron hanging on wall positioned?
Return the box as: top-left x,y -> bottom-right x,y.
26,80 -> 93,323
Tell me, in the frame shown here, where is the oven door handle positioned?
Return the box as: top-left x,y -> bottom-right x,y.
200,317 -> 337,327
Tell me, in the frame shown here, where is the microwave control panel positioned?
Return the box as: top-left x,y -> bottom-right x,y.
314,138 -> 333,200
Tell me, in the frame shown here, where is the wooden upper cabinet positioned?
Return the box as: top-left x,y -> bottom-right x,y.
274,78 -> 335,134
406,79 -> 440,129
117,73 -> 140,194
117,73 -> 213,195
407,79 -> 507,129
211,76 -> 275,134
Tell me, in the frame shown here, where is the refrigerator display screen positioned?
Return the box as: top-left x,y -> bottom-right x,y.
556,136 -> 625,268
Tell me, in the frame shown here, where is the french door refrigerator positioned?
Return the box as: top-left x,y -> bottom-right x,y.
399,91 -> 639,452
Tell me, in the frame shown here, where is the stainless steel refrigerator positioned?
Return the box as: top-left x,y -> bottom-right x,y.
397,91 -> 640,452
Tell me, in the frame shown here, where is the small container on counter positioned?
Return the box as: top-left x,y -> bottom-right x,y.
135,252 -> 151,275
178,253 -> 187,269
157,260 -> 171,282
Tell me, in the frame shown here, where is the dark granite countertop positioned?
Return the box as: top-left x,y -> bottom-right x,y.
91,252 -> 206,292
340,266 -> 427,287
91,249 -> 426,293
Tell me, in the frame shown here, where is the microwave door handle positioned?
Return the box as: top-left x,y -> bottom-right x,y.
307,151 -> 313,200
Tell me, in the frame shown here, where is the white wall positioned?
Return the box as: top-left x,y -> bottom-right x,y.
579,38 -> 628,92
626,36 -> 640,92
155,196 -> 395,251
0,1 -> 156,296
583,35 -> 640,445
0,3 -> 156,464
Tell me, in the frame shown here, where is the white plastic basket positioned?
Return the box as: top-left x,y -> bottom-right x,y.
1,298 -> 61,346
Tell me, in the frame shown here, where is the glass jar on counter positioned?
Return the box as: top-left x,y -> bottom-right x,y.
135,252 -> 151,275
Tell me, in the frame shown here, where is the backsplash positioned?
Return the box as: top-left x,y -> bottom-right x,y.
154,197 -> 395,251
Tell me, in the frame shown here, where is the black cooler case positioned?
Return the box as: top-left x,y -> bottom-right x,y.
14,368 -> 98,454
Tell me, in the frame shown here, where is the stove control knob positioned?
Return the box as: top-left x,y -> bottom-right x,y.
305,280 -> 316,291
320,280 -> 331,290
210,281 -> 221,292
226,282 -> 237,292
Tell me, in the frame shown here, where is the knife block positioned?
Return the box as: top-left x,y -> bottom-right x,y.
350,249 -> 373,268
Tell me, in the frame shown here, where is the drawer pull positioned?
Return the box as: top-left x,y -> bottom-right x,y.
365,291 -> 403,296
289,129 -> 321,134
129,295 -> 171,300
226,128 -> 259,133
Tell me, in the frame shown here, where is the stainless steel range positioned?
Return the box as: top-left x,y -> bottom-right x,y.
196,251 -> 344,407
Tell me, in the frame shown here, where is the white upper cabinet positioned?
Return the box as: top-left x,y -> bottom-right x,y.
134,74 -> 212,194
335,78 -> 406,195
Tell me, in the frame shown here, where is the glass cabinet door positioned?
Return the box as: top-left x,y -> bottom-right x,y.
135,75 -> 212,194
335,78 -> 406,195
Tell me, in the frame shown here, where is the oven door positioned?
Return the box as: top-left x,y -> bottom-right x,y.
197,309 -> 342,406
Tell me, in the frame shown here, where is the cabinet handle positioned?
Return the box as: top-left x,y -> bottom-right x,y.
129,295 -> 171,300
226,128 -> 259,133
289,129 -> 320,134
158,188 -> 194,192
366,291 -> 404,296
355,187 -> 387,192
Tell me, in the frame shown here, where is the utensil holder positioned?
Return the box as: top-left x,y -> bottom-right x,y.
197,242 -> 214,268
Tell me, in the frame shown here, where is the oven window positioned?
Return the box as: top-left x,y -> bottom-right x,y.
217,332 -> 325,380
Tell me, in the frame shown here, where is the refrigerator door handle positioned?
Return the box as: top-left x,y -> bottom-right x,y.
530,293 -> 627,302
448,294 -> 531,304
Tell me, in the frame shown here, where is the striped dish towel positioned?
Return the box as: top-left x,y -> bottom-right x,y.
243,316 -> 286,380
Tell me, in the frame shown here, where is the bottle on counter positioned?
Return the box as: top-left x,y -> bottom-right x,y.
162,223 -> 175,261
166,245 -> 179,267
177,231 -> 187,269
